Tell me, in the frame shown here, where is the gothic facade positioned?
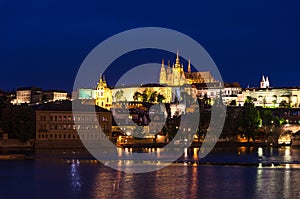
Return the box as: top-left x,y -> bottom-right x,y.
159,52 -> 216,86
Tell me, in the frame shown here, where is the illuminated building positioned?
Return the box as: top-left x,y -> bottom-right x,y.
73,52 -> 242,107
237,76 -> 300,107
43,90 -> 68,102
35,101 -> 112,147
159,52 -> 216,86
72,75 -> 112,110
95,75 -> 112,110
260,75 -> 270,89
11,87 -> 68,105
11,87 -> 42,104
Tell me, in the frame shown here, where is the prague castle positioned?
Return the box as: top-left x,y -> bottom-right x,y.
159,52 -> 216,86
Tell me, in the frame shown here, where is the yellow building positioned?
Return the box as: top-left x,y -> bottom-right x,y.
159,52 -> 216,86
95,75 -> 112,110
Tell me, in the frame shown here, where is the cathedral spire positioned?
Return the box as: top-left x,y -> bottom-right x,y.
159,59 -> 166,84
188,59 -> 191,73
175,50 -> 180,68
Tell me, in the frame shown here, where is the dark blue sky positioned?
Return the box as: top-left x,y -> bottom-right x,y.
1,0 -> 300,92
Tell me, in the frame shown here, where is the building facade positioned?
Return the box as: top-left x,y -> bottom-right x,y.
11,87 -> 68,105
11,87 -> 43,104
36,102 -> 112,142
159,52 -> 216,86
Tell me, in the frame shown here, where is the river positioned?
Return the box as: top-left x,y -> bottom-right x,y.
0,146 -> 300,199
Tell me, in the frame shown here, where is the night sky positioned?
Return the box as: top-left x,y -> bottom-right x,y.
1,0 -> 300,92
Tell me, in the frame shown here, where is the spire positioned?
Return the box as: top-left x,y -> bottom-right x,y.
265,76 -> 270,88
167,60 -> 171,74
159,59 -> 167,84
99,73 -> 103,84
260,75 -> 266,88
188,59 -> 191,73
175,50 -> 180,68
102,75 -> 107,87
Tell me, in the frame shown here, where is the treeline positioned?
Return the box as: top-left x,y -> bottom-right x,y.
0,96 -> 35,142
161,96 -> 285,142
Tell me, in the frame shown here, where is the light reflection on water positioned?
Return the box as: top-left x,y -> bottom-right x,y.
69,159 -> 81,192
1,147 -> 300,198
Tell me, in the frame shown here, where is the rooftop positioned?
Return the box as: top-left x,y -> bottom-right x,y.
36,100 -> 110,112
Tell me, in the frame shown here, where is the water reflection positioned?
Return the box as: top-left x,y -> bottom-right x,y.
284,147 -> 291,162
3,148 -> 300,198
255,167 -> 295,198
69,159 -> 81,192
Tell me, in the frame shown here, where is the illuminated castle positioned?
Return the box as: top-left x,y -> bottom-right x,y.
159,52 -> 216,86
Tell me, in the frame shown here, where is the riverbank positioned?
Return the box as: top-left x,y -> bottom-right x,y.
0,139 -> 34,149
0,139 -> 278,149
118,140 -> 274,148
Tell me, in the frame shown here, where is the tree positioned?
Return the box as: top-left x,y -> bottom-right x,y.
133,91 -> 142,101
272,99 -> 277,107
222,107 -> 242,140
1,105 -> 35,142
157,94 -> 165,103
196,109 -> 211,141
133,89 -> 165,103
239,97 -> 261,142
279,100 -> 290,108
115,90 -> 124,101
229,100 -> 237,106
149,91 -> 158,102
259,109 -> 274,140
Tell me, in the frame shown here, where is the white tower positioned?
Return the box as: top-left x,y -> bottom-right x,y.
265,76 -> 270,88
260,75 -> 270,88
260,75 -> 265,88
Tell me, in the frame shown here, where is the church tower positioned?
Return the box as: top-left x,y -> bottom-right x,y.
187,59 -> 191,73
260,75 -> 265,88
96,74 -> 112,110
260,75 -> 270,88
175,51 -> 181,68
159,59 -> 167,84
265,76 -> 270,88
166,60 -> 172,84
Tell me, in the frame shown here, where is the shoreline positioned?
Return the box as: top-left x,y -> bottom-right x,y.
0,140 -> 280,150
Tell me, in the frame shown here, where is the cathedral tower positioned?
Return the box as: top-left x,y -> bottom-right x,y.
159,59 -> 167,84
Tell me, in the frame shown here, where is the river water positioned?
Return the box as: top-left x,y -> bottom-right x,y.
0,146 -> 300,199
